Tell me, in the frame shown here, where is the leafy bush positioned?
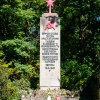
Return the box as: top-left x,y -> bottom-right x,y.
61,59 -> 94,90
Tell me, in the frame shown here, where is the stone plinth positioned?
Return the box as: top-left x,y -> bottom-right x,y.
40,13 -> 60,90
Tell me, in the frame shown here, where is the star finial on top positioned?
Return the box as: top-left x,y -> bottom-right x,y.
46,0 -> 55,7
46,0 -> 55,13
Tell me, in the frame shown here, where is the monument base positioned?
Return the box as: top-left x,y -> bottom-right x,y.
40,86 -> 60,90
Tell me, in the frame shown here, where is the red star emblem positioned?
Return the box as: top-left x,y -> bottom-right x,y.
46,0 -> 54,7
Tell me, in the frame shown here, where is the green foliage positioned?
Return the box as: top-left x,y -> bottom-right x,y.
6,78 -> 30,100
0,60 -> 9,100
61,60 -> 93,90
14,63 -> 38,79
0,60 -> 17,100
0,0 -> 34,40
54,0 -> 100,91
1,39 -> 36,61
0,59 -> 32,100
0,0 -> 40,95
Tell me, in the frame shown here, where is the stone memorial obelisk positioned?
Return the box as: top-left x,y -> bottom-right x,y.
40,0 -> 60,90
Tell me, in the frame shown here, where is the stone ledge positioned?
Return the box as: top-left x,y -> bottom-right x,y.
42,13 -> 58,17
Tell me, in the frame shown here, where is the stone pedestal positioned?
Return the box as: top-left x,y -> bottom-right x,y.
40,13 -> 60,90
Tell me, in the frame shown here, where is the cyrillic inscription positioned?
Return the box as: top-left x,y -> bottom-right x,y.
41,32 -> 59,69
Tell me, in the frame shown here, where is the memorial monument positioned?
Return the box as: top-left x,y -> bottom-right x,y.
40,0 -> 60,90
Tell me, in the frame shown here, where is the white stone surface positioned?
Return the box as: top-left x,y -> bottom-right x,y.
40,14 -> 60,90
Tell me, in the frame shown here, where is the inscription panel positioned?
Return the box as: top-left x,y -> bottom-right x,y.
40,17 -> 60,89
